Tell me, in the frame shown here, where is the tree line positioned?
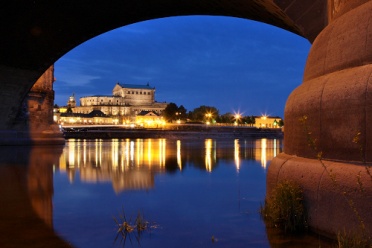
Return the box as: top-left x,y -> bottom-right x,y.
162,102 -> 283,127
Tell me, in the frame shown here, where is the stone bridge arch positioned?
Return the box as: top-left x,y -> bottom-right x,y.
0,0 -> 372,239
0,0 -> 325,144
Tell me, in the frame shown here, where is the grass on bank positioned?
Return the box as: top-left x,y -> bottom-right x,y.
260,180 -> 308,233
337,230 -> 372,248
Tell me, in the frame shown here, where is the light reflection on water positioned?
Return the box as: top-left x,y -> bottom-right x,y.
0,138 -> 335,248
59,138 -> 280,193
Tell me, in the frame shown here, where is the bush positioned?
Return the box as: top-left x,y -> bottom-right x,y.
337,230 -> 372,248
260,180 -> 308,233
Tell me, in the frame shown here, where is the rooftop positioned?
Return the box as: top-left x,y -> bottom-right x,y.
117,82 -> 155,90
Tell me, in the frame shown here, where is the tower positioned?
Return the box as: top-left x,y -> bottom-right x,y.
67,93 -> 76,108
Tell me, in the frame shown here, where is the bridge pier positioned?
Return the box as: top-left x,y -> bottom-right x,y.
0,65 -> 64,145
268,1 -> 372,237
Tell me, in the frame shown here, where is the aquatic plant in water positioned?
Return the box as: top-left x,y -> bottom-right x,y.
113,207 -> 156,246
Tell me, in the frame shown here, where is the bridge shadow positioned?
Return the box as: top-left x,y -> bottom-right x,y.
0,146 -> 72,248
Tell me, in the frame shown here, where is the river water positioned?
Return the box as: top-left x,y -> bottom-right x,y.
0,138 -> 335,248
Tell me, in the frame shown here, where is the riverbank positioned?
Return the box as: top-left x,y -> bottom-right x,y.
62,125 -> 283,140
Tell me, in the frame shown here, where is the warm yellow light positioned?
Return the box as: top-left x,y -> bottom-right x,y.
261,138 -> 267,169
177,140 -> 182,170
205,139 -> 212,172
234,139 -> 240,171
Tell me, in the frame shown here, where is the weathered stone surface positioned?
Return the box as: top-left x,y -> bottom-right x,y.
304,1 -> 372,81
268,154 -> 372,237
285,65 -> 372,161
285,1 -> 372,162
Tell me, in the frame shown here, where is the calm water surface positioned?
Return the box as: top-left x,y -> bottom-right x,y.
0,138 -> 335,248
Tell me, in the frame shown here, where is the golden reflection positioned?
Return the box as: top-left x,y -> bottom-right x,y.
130,140 -> 134,164
112,139 -> 119,168
205,139 -> 213,172
177,140 -> 182,170
136,139 -> 143,167
95,139 -> 103,167
59,138 -> 282,191
60,138 -> 175,192
159,139 -> 166,167
234,139 -> 240,171
76,139 -> 81,168
261,138 -> 267,169
250,138 -> 281,169
147,139 -> 152,167
83,140 -> 87,166
68,139 -> 75,168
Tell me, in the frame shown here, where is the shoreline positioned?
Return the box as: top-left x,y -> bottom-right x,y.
62,125 -> 283,140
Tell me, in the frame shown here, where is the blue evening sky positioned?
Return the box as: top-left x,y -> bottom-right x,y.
54,15 -> 311,117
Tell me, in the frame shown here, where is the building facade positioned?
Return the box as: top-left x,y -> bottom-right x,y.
56,82 -> 168,126
254,116 -> 282,128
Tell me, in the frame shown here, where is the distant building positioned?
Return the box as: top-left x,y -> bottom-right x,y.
254,115 -> 282,128
55,82 -> 168,126
135,111 -> 165,128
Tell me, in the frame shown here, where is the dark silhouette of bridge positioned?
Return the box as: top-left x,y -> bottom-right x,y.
0,0 -> 371,241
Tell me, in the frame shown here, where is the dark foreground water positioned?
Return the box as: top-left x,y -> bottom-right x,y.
0,138 -> 335,248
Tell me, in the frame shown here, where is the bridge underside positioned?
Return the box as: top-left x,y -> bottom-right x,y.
0,0 -> 328,145
0,0 -> 371,241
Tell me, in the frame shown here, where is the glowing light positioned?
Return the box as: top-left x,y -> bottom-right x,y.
177,140 -> 182,170
95,139 -> 103,167
68,139 -> 75,168
111,139 -> 119,168
261,138 -> 267,169
234,112 -> 242,126
205,139 -> 212,172
159,139 -> 166,167
130,140 -> 135,163
234,139 -> 240,171
83,140 -> 87,165
147,139 -> 152,167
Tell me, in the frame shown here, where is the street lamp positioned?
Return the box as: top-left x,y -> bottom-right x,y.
234,114 -> 241,126
205,113 -> 212,125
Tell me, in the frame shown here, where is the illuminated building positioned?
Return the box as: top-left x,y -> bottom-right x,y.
135,111 -> 166,128
54,82 -> 168,125
254,115 -> 282,128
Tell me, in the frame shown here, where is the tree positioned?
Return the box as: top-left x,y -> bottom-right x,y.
162,102 -> 179,122
242,115 -> 256,126
188,105 -> 219,122
177,105 -> 187,120
162,103 -> 188,122
217,112 -> 234,123
278,119 -> 284,127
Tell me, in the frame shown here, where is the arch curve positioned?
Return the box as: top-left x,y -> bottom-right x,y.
0,0 -> 325,76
